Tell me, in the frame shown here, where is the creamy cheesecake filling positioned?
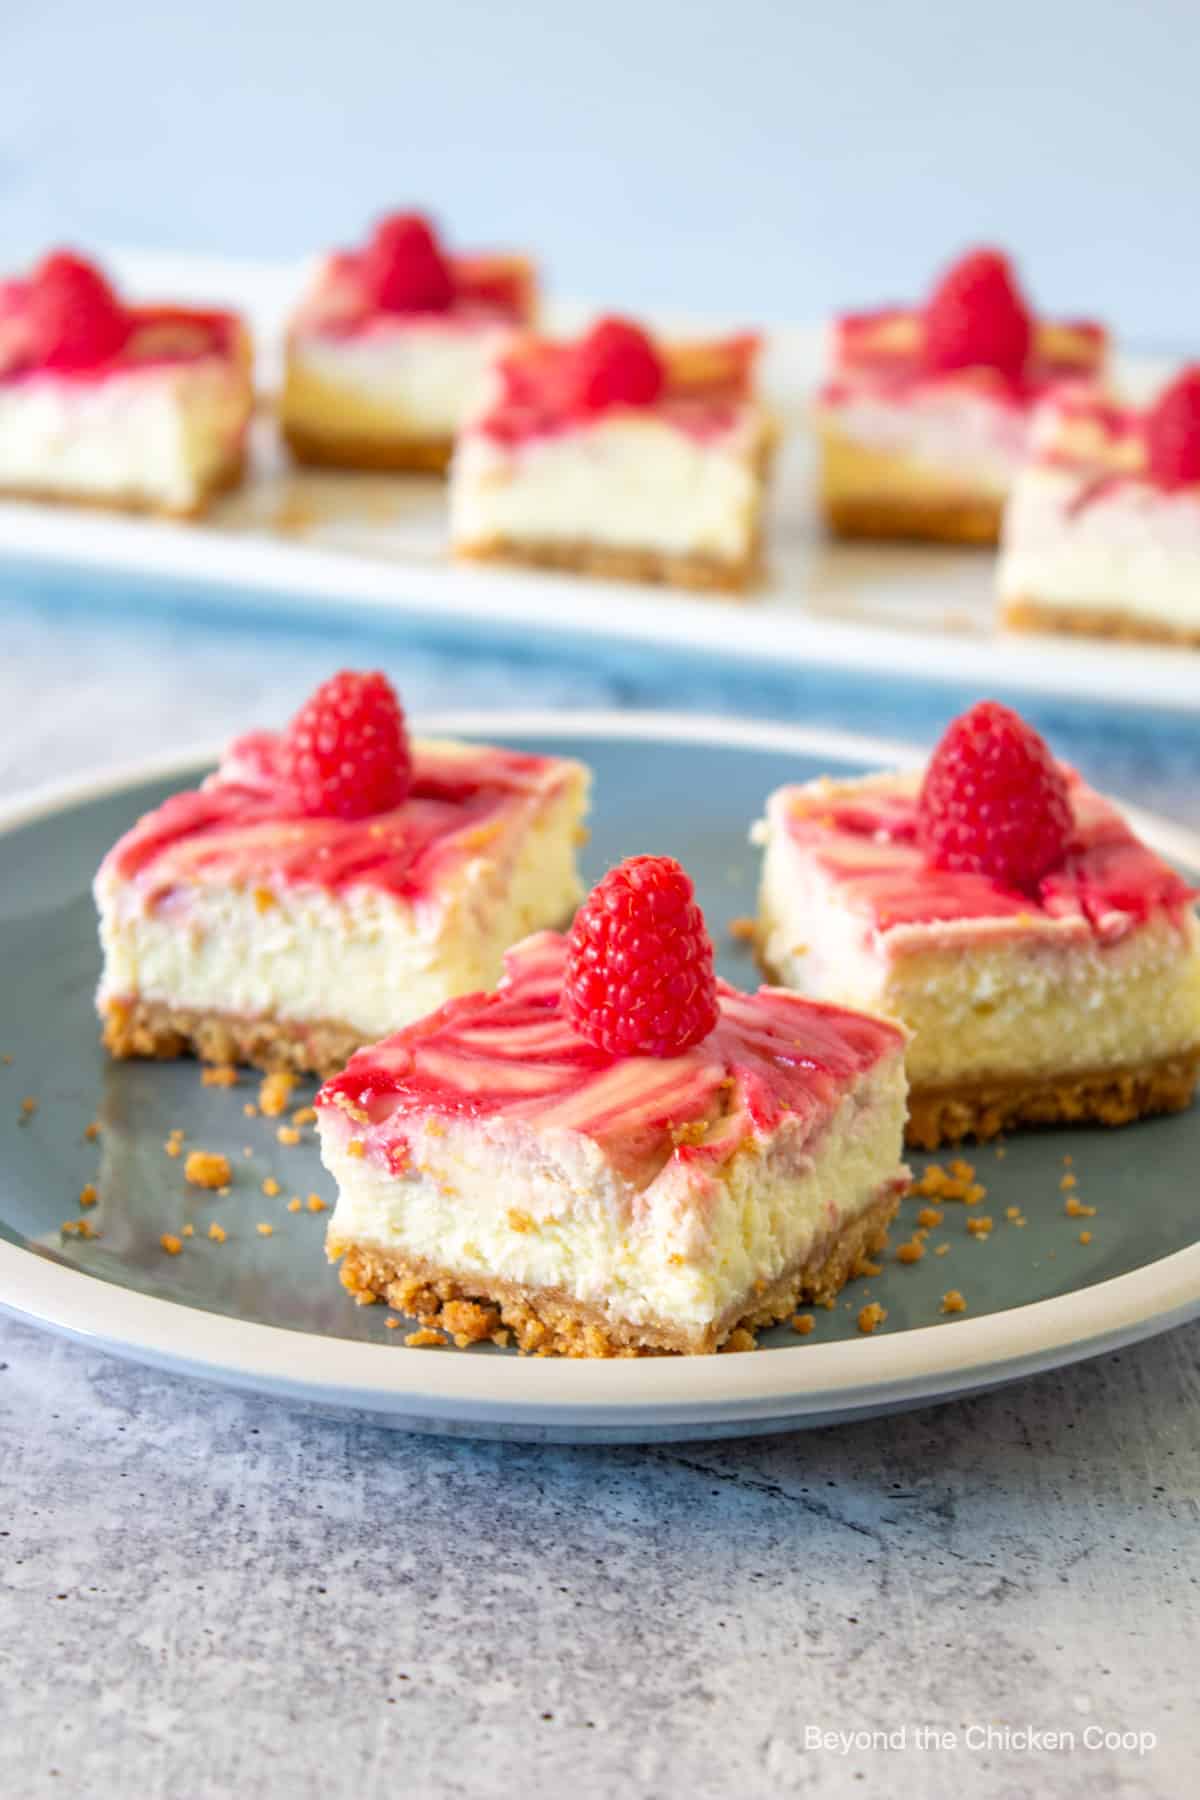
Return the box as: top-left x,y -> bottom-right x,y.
815,393 -> 1028,498
999,466 -> 1200,628
322,1055 -> 906,1333
0,359 -> 247,510
450,411 -> 765,559
284,320 -> 519,441
96,775 -> 585,1041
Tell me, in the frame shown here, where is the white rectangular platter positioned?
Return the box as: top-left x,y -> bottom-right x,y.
0,249 -> 1191,714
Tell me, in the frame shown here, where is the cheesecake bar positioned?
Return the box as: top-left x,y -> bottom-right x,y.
281,211 -> 536,473
0,250 -> 252,517
96,671 -> 589,1077
754,702 -> 1200,1148
999,367 -> 1200,645
317,931 -> 908,1356
449,315 -> 773,592
814,247 -> 1106,545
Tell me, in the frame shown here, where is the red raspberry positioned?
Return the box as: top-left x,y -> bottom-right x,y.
570,316 -> 665,414
26,251 -> 130,370
1143,366 -> 1200,490
563,855 -> 720,1058
917,701 -> 1073,891
923,248 -> 1032,379
281,671 -> 412,820
360,213 -> 454,314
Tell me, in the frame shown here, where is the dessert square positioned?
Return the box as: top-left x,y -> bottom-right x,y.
280,211 -> 536,474
316,932 -> 908,1356
95,673 -> 590,1077
754,705 -> 1200,1149
448,316 -> 774,593
999,368 -> 1200,645
813,248 -> 1106,546
0,250 -> 252,518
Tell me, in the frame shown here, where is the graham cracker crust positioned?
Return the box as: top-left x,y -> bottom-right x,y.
822,491 -> 1004,547
0,444 -> 247,521
281,422 -> 453,475
454,532 -> 763,595
100,996 -> 365,1079
330,1185 -> 902,1357
905,1051 -> 1200,1150
1002,596 -> 1200,649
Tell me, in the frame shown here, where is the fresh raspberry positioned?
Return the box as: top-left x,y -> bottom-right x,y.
570,316 -> 665,414
923,248 -> 1032,379
26,251 -> 130,370
360,213 -> 454,314
1143,366 -> 1200,490
563,855 -> 720,1058
917,701 -> 1073,891
281,671 -> 412,820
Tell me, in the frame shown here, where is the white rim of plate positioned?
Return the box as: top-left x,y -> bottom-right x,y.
2,708 -> 1199,1430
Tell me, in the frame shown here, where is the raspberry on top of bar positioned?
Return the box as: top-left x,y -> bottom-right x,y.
0,249 -> 246,384
473,317 -> 761,446
291,210 -> 536,338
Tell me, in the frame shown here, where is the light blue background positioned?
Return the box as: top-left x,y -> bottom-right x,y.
4,0 -> 1198,346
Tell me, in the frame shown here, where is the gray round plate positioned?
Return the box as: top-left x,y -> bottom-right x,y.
2,711 -> 1199,1443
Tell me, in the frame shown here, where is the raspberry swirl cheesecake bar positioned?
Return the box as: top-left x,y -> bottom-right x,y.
814,247 -> 1106,545
96,672 -> 589,1076
449,316 -> 773,592
0,250 -> 252,517
999,368 -> 1200,645
754,703 -> 1200,1149
281,211 -> 536,473
316,857 -> 908,1356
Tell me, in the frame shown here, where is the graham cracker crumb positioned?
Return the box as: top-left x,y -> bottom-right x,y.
935,1242 -> 950,1256
404,1328 -> 446,1348
201,1065 -> 239,1088
720,1327 -> 759,1353
160,1234 -> 183,1256
728,916 -> 757,943
896,1239 -> 925,1264
1079,1230 -> 1093,1245
306,1194 -> 327,1213
1061,1172 -> 1077,1190
385,1317 -> 399,1329
258,1070 -> 296,1117
185,1150 -> 232,1190
1065,1195 -> 1097,1218
966,1215 -> 994,1239
507,1208 -> 535,1233
207,1222 -> 227,1244
79,1184 -> 97,1208
20,1097 -> 37,1118
287,1197 -> 302,1213
791,1313 -> 816,1336
941,1289 -> 967,1314
346,1139 -> 365,1159
182,1223 -> 194,1238
292,1106 -> 317,1127
83,1120 -> 101,1142
243,1103 -> 258,1119
1063,1154 -> 1073,1166
441,1299 -> 502,1345
165,1139 -> 182,1158
908,1163 -> 985,1205
917,1206 -> 943,1228
261,1177 -> 281,1197
256,1222 -> 273,1237
276,1125 -> 301,1146
857,1302 -> 887,1335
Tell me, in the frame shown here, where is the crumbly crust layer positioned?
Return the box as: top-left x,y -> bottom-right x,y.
1002,596 -> 1200,648
454,531 -> 763,595
281,422 -> 453,475
0,444 -> 247,521
100,996 -> 365,1078
905,1052 -> 1200,1150
330,1186 -> 901,1357
822,491 -> 1003,546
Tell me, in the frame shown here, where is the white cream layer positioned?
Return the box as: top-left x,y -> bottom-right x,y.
284,319 -> 519,440
449,410 -> 765,560
999,465 -> 1200,628
817,389 -> 1031,494
95,773 -> 587,1040
756,806 -> 1200,1089
321,1055 -> 906,1336
0,361 -> 246,510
